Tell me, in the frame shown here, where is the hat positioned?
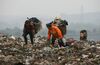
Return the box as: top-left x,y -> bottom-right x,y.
55,16 -> 61,20
46,23 -> 52,28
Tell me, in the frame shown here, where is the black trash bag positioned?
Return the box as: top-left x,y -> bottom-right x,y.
58,20 -> 68,35
28,17 -> 42,34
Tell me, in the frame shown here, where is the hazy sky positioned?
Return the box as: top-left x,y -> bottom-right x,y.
0,0 -> 100,16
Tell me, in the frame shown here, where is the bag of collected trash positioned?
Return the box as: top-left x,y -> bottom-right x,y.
58,20 -> 68,36
60,20 -> 68,26
23,19 -> 35,34
28,17 -> 42,34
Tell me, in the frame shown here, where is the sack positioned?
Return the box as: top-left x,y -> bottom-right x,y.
29,17 -> 42,34
24,20 -> 34,31
59,20 -> 68,35
55,20 -> 68,35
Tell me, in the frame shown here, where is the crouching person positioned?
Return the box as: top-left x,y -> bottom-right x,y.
46,23 -> 65,47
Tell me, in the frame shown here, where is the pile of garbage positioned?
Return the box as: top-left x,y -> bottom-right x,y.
0,35 -> 100,65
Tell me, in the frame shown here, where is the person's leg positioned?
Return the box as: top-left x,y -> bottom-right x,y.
58,39 -> 65,47
23,32 -> 28,44
29,32 -> 34,45
51,37 -> 56,46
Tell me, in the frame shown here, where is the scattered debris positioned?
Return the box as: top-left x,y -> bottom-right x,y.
0,36 -> 100,65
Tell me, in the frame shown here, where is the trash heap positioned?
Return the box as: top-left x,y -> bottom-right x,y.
0,35 -> 100,65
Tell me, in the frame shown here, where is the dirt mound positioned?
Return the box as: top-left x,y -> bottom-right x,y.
0,36 -> 100,65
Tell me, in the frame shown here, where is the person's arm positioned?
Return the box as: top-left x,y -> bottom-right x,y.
22,21 -> 26,36
23,21 -> 27,33
48,30 -> 51,40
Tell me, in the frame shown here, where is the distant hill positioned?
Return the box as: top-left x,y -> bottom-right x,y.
0,27 -> 22,37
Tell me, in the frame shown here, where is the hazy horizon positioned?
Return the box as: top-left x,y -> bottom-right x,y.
0,0 -> 100,29
0,0 -> 100,16
0,12 -> 100,30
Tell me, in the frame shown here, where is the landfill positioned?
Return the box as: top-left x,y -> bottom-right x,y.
0,35 -> 100,65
